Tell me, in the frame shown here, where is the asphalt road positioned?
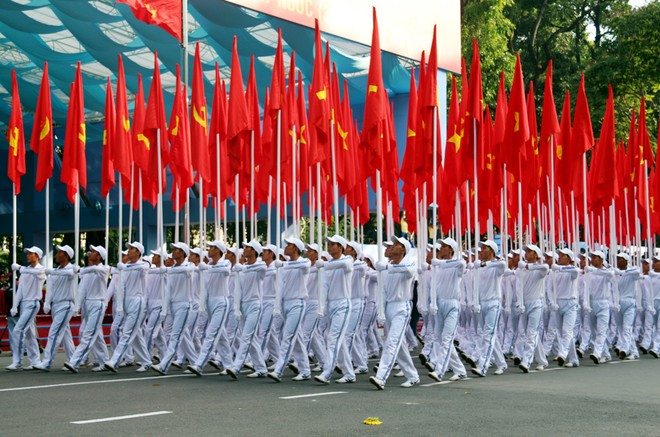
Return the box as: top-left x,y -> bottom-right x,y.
0,350 -> 658,436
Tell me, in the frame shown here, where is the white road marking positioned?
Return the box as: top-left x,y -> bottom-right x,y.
71,411 -> 172,425
280,391 -> 347,399
608,359 -> 639,364
421,377 -> 472,387
0,372 -> 215,393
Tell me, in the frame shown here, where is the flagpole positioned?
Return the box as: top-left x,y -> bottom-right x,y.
275,109 -> 283,316
644,160 -> 652,255
583,155 -> 590,253
128,171 -> 134,242
118,176 -> 123,254
549,136 -> 557,251
376,169 -> 385,323
502,165 -> 508,256
330,119 -> 340,234
309,167 -> 314,244
292,124 -> 298,238
215,133 -> 221,240
157,129 -> 166,314
73,179 -> 80,311
199,172 -> 205,249
235,174 -> 240,246
175,186 -> 180,242
12,188 -> 17,306
624,188 -> 631,247
250,130 -> 255,240
267,176 -> 272,243
105,192 -> 110,265
46,179 -> 51,267
456,188 -> 463,256
139,169 -> 143,243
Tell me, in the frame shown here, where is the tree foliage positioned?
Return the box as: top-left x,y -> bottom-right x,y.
461,0 -> 659,142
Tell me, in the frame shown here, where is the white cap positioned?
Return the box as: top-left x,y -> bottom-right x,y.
523,244 -> 542,258
207,240 -> 227,253
479,240 -> 498,254
388,235 -> 411,255
590,250 -> 606,260
507,253 -> 514,259
364,253 -> 376,265
170,242 -> 190,257
242,240 -> 263,255
653,254 -> 660,262
226,246 -> 242,257
642,258 -> 650,264
190,247 -> 202,257
121,249 -> 128,256
263,244 -> 278,254
347,241 -> 362,259
305,243 -> 319,253
142,255 -> 152,264
558,248 -> 575,262
326,235 -> 348,249
56,244 -> 74,259
439,237 -> 458,254
89,245 -> 107,261
150,248 -> 170,260
321,251 -> 331,260
24,246 -> 43,259
284,237 -> 305,253
511,249 -> 522,256
616,252 -> 631,262
126,241 -> 145,256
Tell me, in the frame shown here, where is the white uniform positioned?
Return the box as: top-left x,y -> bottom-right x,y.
585,266 -> 617,362
40,264 -> 77,369
373,259 -> 419,386
228,261 -> 268,376
615,267 -> 641,358
143,266 -> 167,361
550,264 -> 580,365
9,264 -> 45,368
647,271 -> 660,355
67,264 -> 110,369
105,262 -> 151,370
515,261 -> 549,371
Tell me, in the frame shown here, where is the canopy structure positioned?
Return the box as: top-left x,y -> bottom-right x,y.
0,0 -> 454,251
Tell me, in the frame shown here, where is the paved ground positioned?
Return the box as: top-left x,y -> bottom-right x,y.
0,350 -> 658,436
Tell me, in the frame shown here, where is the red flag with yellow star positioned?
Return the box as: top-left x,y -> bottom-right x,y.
30,63 -> 53,193
191,42 -> 210,183
60,63 -> 86,203
117,0 -> 182,42
7,70 -> 25,196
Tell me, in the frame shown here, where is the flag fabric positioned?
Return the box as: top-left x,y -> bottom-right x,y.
60,62 -> 87,203
502,54 -> 530,181
117,0 -> 183,42
269,29 -> 286,116
113,55 -> 133,180
308,19 -> 330,167
400,70 -> 418,193
522,81 -> 540,205
101,77 -> 116,197
144,52 -> 169,191
205,63 -> 227,205
30,63 -> 53,193
572,75 -> 594,157
191,42 -> 210,183
360,7 -> 388,173
589,85 -> 619,211
469,39 -> 484,126
443,76 -> 468,189
168,65 -> 193,211
227,36 -> 249,182
635,99 -> 653,208
7,70 -> 25,196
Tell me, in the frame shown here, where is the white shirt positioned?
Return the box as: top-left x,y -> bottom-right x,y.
350,260 -> 367,300
516,262 -> 549,304
306,264 -> 319,302
431,259 -> 466,301
166,262 -> 194,303
238,261 -> 266,302
78,264 -> 109,301
323,255 -> 353,301
382,259 -> 416,302
262,263 -> 276,299
502,269 -> 517,309
46,263 -> 76,304
616,267 -> 641,307
200,259 -> 231,298
279,258 -> 310,300
15,264 -> 46,304
145,266 -> 166,309
650,271 -> 660,300
476,259 -> 506,302
551,265 -> 579,300
119,262 -> 148,299
365,268 -> 378,304
586,266 -> 616,302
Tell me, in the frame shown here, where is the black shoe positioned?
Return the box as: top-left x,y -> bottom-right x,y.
372,365 -> 379,373
334,365 -> 343,375
518,364 -> 529,373
589,353 -> 600,365
639,346 -> 648,354
649,350 -> 659,359
288,363 -> 300,375
576,348 -> 584,359
226,368 -> 238,380
557,356 -> 565,367
513,357 -> 521,366
418,353 -> 428,366
619,351 -> 627,360
463,355 -> 476,368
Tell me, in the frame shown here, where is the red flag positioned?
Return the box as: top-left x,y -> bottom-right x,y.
7,70 -> 25,195
523,81 -> 540,204
114,55 -> 133,180
101,77 -> 116,197
117,0 -> 182,42
555,91 -> 574,194
144,52 -> 169,191
168,65 -> 194,210
30,63 -> 53,193
492,72 -> 508,150
400,70 -> 418,191
297,72 -> 311,195
637,98 -> 654,166
502,54 -> 530,180
129,74 -> 155,208
469,39 -> 484,125
227,36 -> 249,182
191,42 -> 210,183
360,7 -> 388,173
443,76 -> 468,189
60,63 -> 86,203
206,62 -> 230,203
572,75 -> 594,157
540,60 -> 560,151
269,29 -> 286,116
589,85 -> 619,211
308,19 -> 330,167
